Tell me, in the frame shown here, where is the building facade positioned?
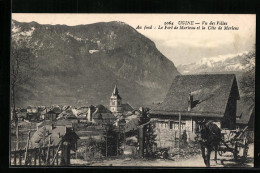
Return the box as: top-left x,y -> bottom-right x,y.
149,74 -> 240,148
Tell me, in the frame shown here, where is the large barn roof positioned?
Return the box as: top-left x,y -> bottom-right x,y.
150,74 -> 239,117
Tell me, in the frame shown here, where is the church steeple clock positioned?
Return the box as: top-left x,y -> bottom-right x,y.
110,85 -> 122,113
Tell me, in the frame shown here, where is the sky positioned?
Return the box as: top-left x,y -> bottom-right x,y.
12,13 -> 256,66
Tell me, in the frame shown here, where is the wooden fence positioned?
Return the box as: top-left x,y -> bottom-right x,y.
10,141 -> 71,166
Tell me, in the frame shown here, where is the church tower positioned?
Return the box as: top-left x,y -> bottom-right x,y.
110,85 -> 122,113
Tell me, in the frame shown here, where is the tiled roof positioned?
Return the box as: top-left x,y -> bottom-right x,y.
58,109 -> 77,119
95,105 -> 111,113
121,103 -> 134,112
93,112 -> 116,120
55,119 -> 75,126
92,105 -> 116,120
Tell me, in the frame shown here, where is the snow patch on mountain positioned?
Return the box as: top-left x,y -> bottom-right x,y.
200,52 -> 247,66
12,22 -> 35,42
66,32 -> 89,43
12,23 -> 21,33
177,51 -> 254,74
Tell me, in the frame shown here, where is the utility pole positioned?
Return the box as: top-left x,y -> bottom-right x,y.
117,125 -> 120,156
178,113 -> 181,154
124,126 -> 125,151
106,129 -> 108,157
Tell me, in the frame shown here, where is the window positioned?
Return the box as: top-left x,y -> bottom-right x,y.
181,122 -> 186,129
157,121 -> 168,129
170,121 -> 186,130
174,122 -> 179,130
170,121 -> 174,129
112,101 -> 115,106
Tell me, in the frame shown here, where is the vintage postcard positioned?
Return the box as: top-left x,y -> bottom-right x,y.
10,13 -> 255,167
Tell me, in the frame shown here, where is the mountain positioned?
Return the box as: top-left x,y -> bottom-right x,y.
177,51 -> 255,75
11,20 -> 180,108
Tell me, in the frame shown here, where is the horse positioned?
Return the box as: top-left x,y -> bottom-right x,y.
196,120 -> 222,167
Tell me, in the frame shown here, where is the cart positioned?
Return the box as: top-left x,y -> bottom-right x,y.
218,126 -> 249,161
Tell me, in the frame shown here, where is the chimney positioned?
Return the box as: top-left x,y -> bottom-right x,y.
87,106 -> 94,122
188,93 -> 193,111
87,107 -> 90,121
139,107 -> 144,113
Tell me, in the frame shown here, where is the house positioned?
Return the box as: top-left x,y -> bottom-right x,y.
26,106 -> 40,121
44,107 -> 62,121
56,119 -> 77,129
149,74 -> 240,148
58,109 -> 76,119
76,107 -> 89,116
236,99 -> 255,130
38,106 -> 46,112
56,109 -> 79,128
74,106 -> 95,123
86,105 -> 96,122
92,105 -> 117,125
45,110 -> 59,121
38,106 -> 48,120
17,108 -> 27,121
236,99 -> 255,142
52,106 -> 62,115
27,106 -> 38,113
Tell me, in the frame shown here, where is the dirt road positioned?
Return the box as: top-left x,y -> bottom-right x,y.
71,144 -> 254,167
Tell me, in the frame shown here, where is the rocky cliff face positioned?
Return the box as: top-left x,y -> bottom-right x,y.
12,20 -> 180,107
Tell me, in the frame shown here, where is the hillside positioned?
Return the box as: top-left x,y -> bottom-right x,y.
11,20 -> 180,108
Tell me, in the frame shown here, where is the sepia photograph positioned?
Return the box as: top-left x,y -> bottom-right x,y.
10,13 -> 255,167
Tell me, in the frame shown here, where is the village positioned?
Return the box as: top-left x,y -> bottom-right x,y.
10,74 -> 255,167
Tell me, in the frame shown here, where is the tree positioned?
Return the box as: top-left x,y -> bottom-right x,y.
137,107 -> 157,158
10,40 -> 37,150
84,136 -> 102,159
143,121 -> 157,157
239,50 -> 255,102
101,124 -> 122,157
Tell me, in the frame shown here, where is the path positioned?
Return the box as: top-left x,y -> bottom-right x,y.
71,144 -> 254,167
